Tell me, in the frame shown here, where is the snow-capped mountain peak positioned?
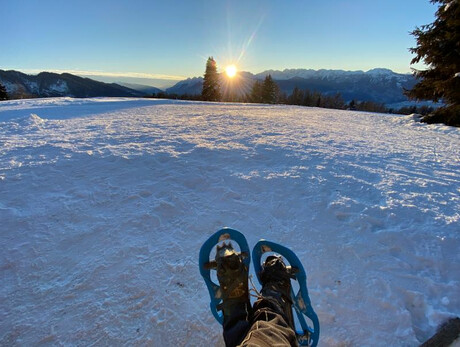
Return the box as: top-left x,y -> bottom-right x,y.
256,67 -> 408,81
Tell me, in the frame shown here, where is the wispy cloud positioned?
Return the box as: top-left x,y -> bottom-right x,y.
8,68 -> 186,81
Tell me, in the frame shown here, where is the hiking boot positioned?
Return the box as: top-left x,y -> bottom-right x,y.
215,242 -> 250,324
259,255 -> 297,330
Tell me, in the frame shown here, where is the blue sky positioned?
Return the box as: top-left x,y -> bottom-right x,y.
1,0 -> 437,87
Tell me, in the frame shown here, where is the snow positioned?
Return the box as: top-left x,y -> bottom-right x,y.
166,77 -> 203,93
366,68 -> 396,76
0,97 -> 459,346
386,100 -> 440,110
256,68 -> 410,82
1,80 -> 19,94
46,80 -> 69,94
24,81 -> 39,94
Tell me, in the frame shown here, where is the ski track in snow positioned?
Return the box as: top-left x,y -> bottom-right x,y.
0,97 -> 459,346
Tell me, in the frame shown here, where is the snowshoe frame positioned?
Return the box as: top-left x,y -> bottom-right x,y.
199,228 -> 250,324
252,239 -> 320,347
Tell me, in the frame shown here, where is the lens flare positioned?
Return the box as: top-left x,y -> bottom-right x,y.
225,65 -> 237,78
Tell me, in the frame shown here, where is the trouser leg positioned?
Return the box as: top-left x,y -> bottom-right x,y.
222,305 -> 251,347
237,297 -> 298,347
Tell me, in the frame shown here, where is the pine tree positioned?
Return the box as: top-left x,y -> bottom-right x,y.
261,74 -> 277,104
406,0 -> 460,126
288,86 -> 304,105
202,57 -> 221,102
349,100 -> 356,110
249,80 -> 263,103
303,89 -> 315,107
315,93 -> 322,108
0,82 -> 8,101
325,93 -> 346,110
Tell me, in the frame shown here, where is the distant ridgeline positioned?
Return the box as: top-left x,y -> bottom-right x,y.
164,68 -> 422,108
0,70 -> 146,99
1,68 -> 432,114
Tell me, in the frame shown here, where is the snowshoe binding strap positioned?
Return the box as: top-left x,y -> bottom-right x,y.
199,228 -> 250,324
252,240 -> 320,347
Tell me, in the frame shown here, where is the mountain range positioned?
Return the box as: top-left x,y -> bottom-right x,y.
165,68 -> 417,106
1,68 -> 417,106
117,82 -> 162,95
0,70 -> 146,99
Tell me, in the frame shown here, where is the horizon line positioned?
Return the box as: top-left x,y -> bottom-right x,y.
0,66 -> 417,83
0,68 -> 187,81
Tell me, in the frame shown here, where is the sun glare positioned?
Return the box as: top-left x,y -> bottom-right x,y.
225,64 -> 237,78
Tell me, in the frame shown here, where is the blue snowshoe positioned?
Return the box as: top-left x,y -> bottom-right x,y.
252,240 -> 320,347
199,228 -> 251,324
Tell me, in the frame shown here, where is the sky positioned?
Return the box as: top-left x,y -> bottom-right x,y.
1,0 -> 437,87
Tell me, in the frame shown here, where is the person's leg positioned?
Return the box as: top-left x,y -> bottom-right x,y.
216,243 -> 252,347
217,249 -> 298,347
238,296 -> 298,346
222,304 -> 251,347
238,255 -> 299,347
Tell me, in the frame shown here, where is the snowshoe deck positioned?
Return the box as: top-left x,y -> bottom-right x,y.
199,228 -> 250,324
252,240 -> 320,347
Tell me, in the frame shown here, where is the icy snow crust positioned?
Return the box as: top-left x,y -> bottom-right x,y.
0,97 -> 459,346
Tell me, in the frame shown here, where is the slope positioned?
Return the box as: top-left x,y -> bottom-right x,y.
0,98 -> 459,346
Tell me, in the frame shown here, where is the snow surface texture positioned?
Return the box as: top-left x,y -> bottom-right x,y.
0,98 -> 459,346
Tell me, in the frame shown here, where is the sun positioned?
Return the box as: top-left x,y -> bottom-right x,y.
225,64 -> 237,78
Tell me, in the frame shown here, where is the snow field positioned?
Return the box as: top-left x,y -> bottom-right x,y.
0,98 -> 459,346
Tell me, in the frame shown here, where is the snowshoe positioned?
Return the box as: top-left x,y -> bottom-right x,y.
252,239 -> 320,347
199,228 -> 251,324
259,254 -> 297,330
